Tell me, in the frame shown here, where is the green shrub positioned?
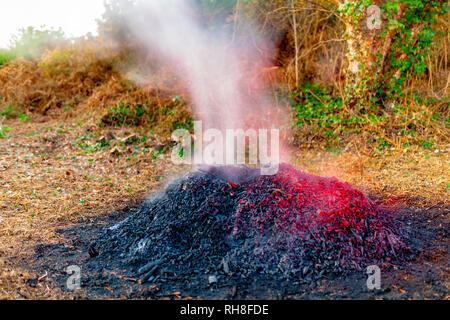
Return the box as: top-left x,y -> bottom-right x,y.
17,113 -> 30,122
0,49 -> 16,66
102,104 -> 148,127
0,106 -> 16,117
9,26 -> 66,60
0,126 -> 11,139
291,82 -> 389,150
291,83 -> 345,128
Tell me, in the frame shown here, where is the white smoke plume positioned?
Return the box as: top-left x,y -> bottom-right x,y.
119,0 -> 289,166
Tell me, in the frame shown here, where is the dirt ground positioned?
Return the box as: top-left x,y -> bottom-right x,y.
0,116 -> 448,299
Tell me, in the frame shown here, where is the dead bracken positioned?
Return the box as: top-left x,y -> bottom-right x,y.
94,163 -> 410,283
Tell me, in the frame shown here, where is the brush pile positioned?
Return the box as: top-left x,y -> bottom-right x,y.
0,46 -> 119,114
94,163 -> 409,283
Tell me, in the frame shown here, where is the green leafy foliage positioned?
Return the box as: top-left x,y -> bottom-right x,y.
171,118 -> 194,132
291,83 -> 345,128
291,82 -> 379,148
0,106 -> 16,117
289,80 -> 444,151
0,49 -> 16,66
17,113 -> 30,122
0,126 -> 11,139
341,0 -> 446,107
103,104 -> 148,127
9,26 -> 66,60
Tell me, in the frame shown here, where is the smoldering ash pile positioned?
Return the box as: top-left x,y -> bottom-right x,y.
94,164 -> 408,283
93,0 -> 409,284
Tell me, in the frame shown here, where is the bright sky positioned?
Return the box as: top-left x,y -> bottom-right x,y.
0,0 -> 105,48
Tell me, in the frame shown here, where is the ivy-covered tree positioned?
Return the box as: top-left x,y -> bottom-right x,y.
338,0 -> 447,107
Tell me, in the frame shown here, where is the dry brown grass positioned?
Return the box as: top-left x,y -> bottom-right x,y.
0,48 -> 193,298
0,45 -> 120,115
0,113 -> 192,299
